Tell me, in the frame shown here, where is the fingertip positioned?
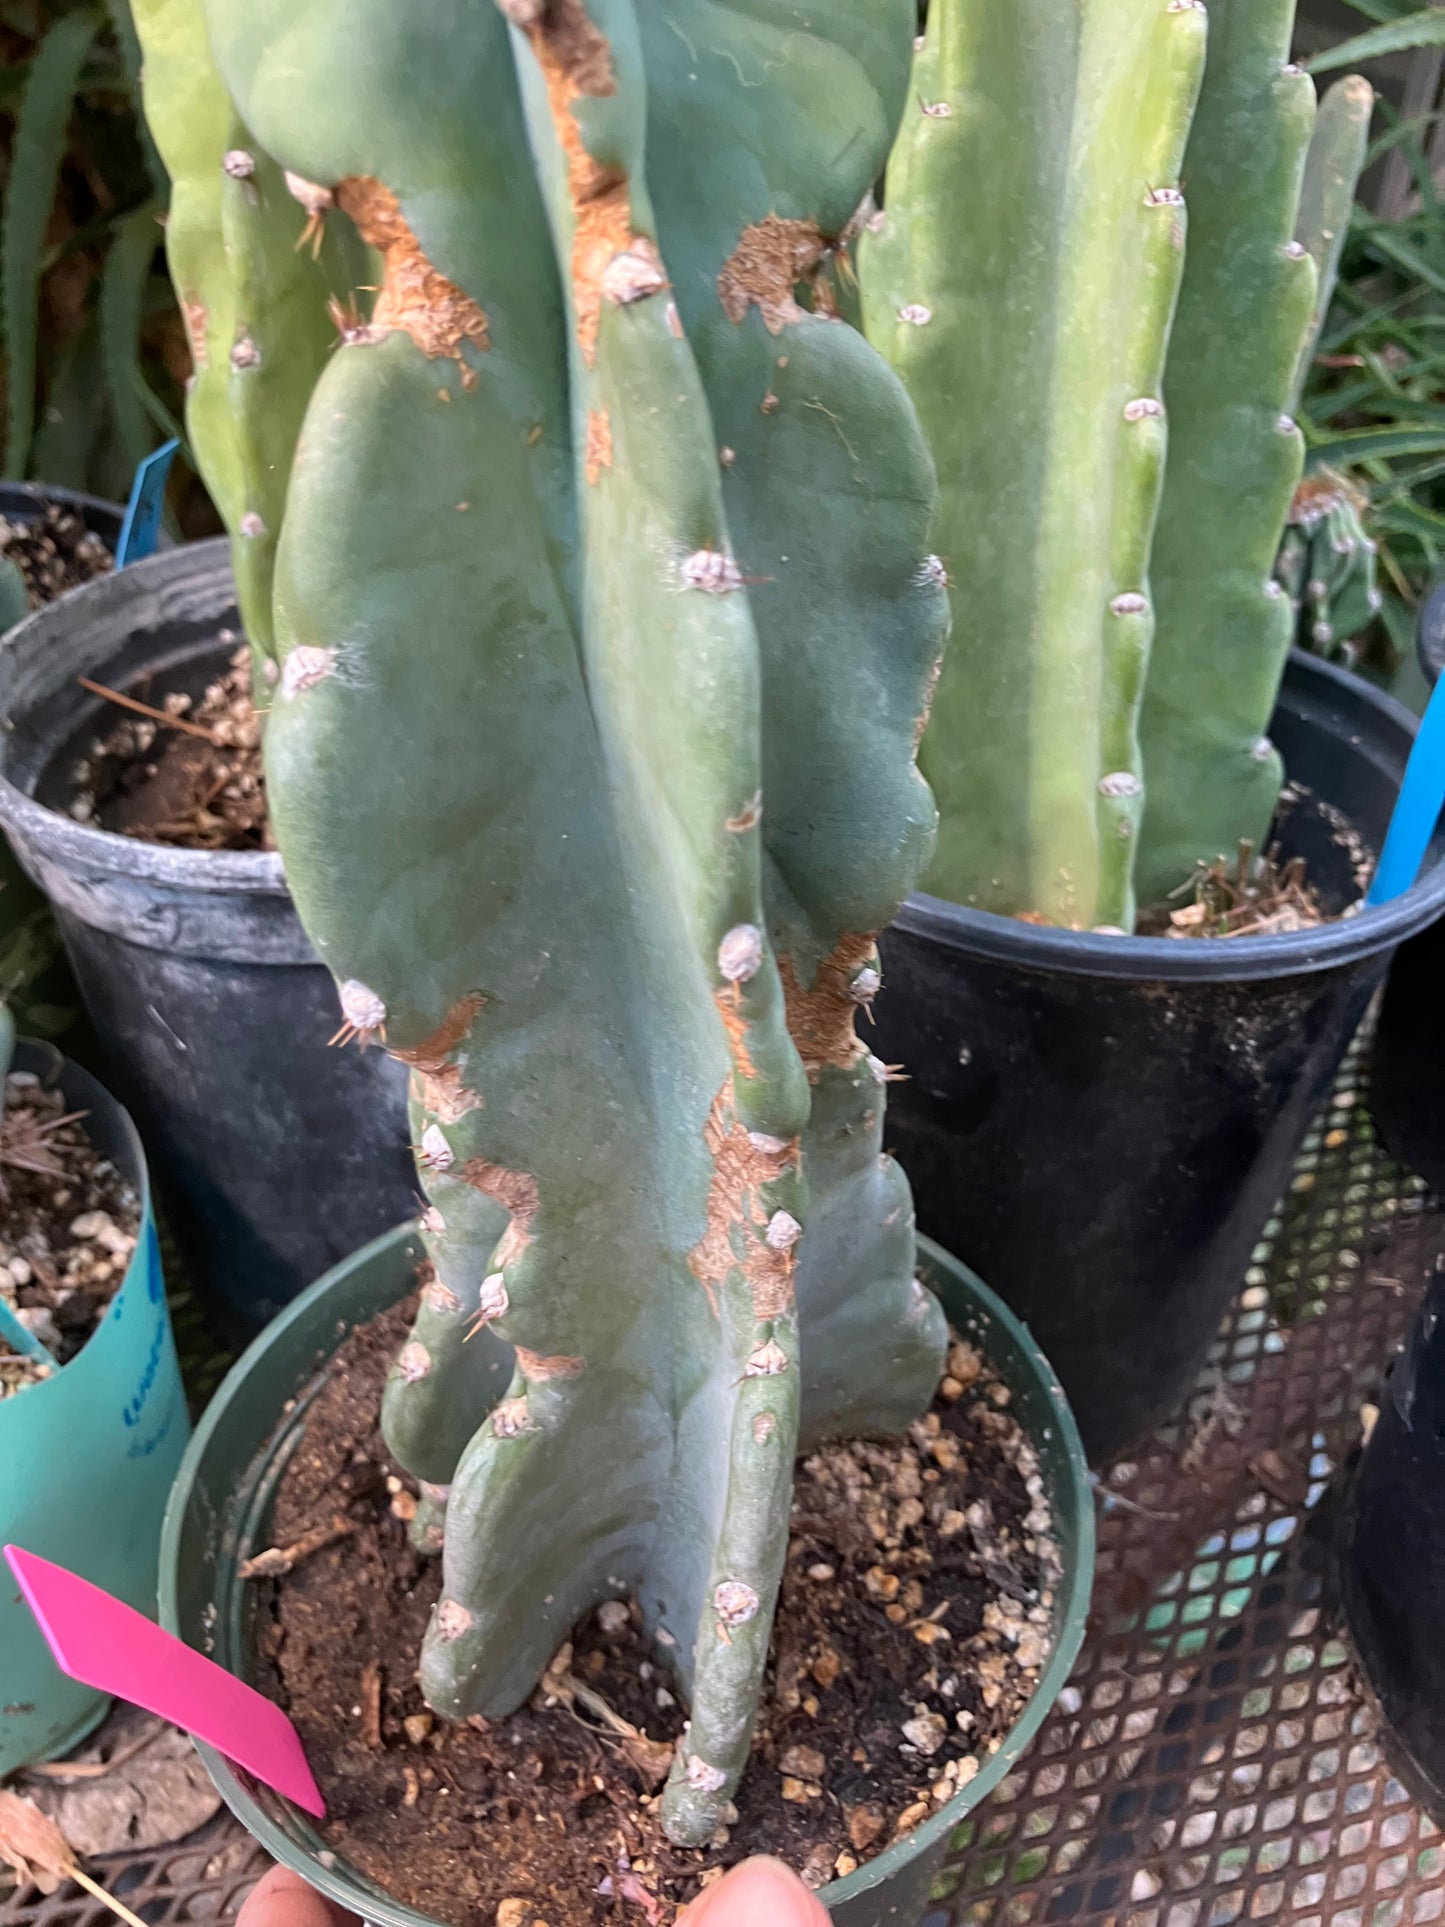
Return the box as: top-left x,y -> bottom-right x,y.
237,1863 -> 358,1927
679,1854 -> 832,1927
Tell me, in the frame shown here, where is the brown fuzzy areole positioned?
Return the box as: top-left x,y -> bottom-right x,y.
520,0 -> 663,364
714,987 -> 757,1081
689,1084 -> 798,1321
779,936 -> 875,1076
183,297 -> 208,369
914,649 -> 944,753
333,179 -> 490,384
726,791 -> 763,834
458,1159 -> 540,1271
584,408 -> 613,483
424,1274 -> 462,1315
415,1064 -> 483,1124
1291,467 -> 1365,526
392,993 -> 487,1075
718,215 -> 829,334
515,1346 -> 585,1381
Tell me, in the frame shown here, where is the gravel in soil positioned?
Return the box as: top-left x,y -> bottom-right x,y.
69,640 -> 271,852
0,505 -> 111,611
254,1290 -> 1059,1927
0,1068 -> 140,1385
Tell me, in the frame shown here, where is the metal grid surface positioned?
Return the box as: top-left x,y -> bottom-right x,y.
928,1037 -> 1445,1927
3,1038 -> 1443,1927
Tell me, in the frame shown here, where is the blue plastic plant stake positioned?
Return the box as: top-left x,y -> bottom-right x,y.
1368,672 -> 1445,906
116,439 -> 179,567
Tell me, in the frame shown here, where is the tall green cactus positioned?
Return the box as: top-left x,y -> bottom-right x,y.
862,0 -> 1373,928
1134,0 -> 1319,908
1276,78 -> 1377,668
1292,75 -> 1373,407
859,0 -> 1206,930
133,0 -> 360,666
138,0 -> 946,1848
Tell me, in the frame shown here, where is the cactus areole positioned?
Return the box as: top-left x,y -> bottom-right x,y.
861,0 -> 1371,932
134,0 -> 950,1848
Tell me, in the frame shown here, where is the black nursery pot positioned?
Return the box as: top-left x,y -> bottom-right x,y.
1368,582 -> 1445,1188
0,484 -> 126,1053
0,540 -> 415,1347
874,653 -> 1445,1463
1338,1257 -> 1445,1819
0,479 -> 124,559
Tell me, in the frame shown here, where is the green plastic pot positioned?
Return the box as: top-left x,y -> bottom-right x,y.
160,1228 -> 1093,1927
1,1038 -> 190,1773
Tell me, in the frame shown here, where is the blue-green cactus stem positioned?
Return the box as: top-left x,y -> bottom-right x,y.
1135,0 -> 1320,907
182,0 -> 943,1851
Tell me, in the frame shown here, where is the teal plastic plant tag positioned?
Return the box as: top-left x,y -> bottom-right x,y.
116,438 -> 180,567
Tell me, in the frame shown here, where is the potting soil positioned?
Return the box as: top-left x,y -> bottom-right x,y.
253,1290 -> 1058,1925
0,1067 -> 140,1377
0,507 -> 111,613
71,643 -> 270,853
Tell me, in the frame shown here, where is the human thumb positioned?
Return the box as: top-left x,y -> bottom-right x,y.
677,1856 -> 831,1927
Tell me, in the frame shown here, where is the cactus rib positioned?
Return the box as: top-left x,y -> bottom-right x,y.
860,0 -> 1205,930
1135,0 -> 1320,908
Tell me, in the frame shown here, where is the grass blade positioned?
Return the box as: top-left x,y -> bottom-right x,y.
1309,11 -> 1445,76
1,7 -> 103,476
99,200 -> 161,475
1309,423 -> 1445,463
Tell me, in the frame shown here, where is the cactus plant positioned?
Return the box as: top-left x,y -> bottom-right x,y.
1274,78 -> 1381,671
859,0 -> 1206,932
1134,0 -> 1322,909
133,0 -> 362,669
1276,466 -> 1381,664
135,0 -> 947,1849
861,0 -> 1371,928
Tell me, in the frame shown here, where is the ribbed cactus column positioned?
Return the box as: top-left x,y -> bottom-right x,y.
133,0 -> 357,666
1135,0 -> 1320,907
1274,76 -> 1376,666
188,0 -> 943,1849
860,0 -> 1205,930
633,0 -> 949,1440
1293,75 -> 1373,401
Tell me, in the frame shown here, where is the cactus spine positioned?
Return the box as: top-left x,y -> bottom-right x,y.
137,0 -> 945,1848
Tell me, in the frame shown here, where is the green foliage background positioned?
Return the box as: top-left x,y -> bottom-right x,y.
0,0 -> 211,524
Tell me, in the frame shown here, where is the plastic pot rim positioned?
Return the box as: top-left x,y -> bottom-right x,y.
901,653 -> 1445,986
0,480 -> 126,532
0,541 -> 287,900
0,1037 -> 175,1772
0,1037 -> 153,1402
158,1226 -> 1094,1925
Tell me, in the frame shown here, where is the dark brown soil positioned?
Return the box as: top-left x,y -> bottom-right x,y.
70,641 -> 271,852
0,505 -> 111,611
254,1292 -> 1059,1927
0,1067 -> 141,1388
